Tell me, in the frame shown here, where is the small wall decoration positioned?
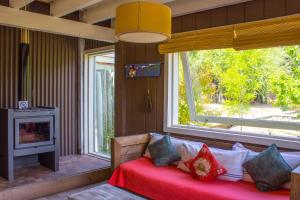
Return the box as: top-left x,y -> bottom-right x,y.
125,62 -> 161,78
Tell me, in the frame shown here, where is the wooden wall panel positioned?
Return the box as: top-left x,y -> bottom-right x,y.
181,14 -> 196,32
84,40 -> 112,51
286,0 -> 300,15
115,42 -> 164,137
0,26 -> 19,108
227,4 -> 245,24
29,31 -> 79,156
211,7 -> 228,27
245,0 -> 265,21
195,11 -> 212,29
85,19 -> 113,51
264,0 -> 286,18
0,0 -> 8,6
172,0 -> 300,33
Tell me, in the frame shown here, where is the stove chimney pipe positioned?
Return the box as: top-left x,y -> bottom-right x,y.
18,29 -> 30,102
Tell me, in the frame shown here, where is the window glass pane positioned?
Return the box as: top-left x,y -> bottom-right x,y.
93,52 -> 115,156
178,46 -> 300,138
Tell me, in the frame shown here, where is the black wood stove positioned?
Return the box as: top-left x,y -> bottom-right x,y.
0,107 -> 59,181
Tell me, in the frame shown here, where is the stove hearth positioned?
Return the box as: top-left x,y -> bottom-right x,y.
0,107 -> 59,181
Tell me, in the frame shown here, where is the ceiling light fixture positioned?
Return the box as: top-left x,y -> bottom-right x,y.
115,1 -> 171,43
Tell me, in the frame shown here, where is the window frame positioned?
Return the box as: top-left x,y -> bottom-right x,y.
164,53 -> 300,150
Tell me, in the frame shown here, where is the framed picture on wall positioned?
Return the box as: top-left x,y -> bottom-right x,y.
125,62 -> 161,78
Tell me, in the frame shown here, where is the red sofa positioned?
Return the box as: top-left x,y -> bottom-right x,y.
109,157 -> 289,200
110,133 -> 300,200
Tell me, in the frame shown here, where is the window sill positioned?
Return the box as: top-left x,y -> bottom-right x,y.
164,125 -> 300,150
88,152 -> 111,162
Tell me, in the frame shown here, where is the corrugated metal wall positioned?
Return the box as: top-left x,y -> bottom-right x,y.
29,31 -> 79,156
0,25 -> 79,156
0,26 -> 19,108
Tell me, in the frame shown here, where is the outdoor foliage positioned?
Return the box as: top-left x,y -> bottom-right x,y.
179,45 -> 300,125
95,68 -> 115,155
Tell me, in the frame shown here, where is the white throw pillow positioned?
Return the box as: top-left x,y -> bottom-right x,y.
177,143 -> 203,172
232,142 -> 300,189
177,142 -> 248,182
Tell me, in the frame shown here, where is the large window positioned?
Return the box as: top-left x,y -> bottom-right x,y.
165,46 -> 300,149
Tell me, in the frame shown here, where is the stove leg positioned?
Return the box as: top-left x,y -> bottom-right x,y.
39,152 -> 58,171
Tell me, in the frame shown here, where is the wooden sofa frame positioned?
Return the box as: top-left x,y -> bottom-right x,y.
111,133 -> 300,200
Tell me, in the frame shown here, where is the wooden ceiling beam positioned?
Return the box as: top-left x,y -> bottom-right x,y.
0,5 -> 116,42
50,0 -> 104,17
9,0 -> 34,8
82,0 -> 175,24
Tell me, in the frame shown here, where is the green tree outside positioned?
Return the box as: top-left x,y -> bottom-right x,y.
178,45 -> 300,125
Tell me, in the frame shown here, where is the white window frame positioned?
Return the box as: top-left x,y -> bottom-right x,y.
164,53 -> 300,150
81,45 -> 114,160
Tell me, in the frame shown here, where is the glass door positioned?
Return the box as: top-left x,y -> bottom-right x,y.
93,52 -> 115,156
84,48 -> 115,158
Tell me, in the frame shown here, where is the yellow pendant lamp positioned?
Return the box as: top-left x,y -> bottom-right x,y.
115,1 -> 171,43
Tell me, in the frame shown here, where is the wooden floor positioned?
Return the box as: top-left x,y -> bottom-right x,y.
36,183 -> 103,200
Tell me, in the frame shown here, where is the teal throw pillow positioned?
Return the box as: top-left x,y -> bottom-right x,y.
148,135 -> 181,166
243,144 -> 292,191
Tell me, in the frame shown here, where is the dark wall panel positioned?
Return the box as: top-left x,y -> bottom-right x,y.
244,0 -> 265,21
195,11 -> 212,29
227,4 -> 245,24
0,0 -> 8,6
264,0 -> 286,18
115,42 -> 164,136
0,26 -> 19,108
172,0 -> 300,33
286,0 -> 300,14
85,39 -> 112,50
85,19 -> 113,50
211,7 -> 228,27
29,31 -> 79,156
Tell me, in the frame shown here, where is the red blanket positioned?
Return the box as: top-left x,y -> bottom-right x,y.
108,157 -> 290,200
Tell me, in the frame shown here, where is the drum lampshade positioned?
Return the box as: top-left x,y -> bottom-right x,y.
115,1 -> 171,43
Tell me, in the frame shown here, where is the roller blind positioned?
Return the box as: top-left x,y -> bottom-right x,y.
158,25 -> 234,54
233,14 -> 300,50
159,13 -> 300,54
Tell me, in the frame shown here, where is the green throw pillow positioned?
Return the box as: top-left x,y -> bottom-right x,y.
243,144 -> 292,192
148,134 -> 181,166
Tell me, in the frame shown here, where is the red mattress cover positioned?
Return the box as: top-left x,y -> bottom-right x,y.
108,157 -> 290,200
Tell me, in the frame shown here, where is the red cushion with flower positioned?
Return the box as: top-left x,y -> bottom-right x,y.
185,144 -> 227,181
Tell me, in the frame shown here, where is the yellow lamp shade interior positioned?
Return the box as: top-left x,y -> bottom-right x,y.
115,1 -> 171,43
